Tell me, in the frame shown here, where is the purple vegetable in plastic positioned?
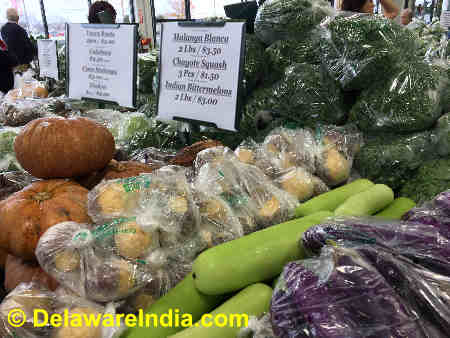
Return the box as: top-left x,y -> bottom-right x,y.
302,217 -> 450,276
356,245 -> 450,335
271,246 -> 426,338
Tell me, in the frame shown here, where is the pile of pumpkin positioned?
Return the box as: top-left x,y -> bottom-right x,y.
0,116 -> 221,295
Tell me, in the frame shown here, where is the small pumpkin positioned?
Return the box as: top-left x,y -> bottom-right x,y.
169,139 -> 223,167
14,117 -> 115,179
4,255 -> 59,292
0,179 -> 91,260
77,160 -> 161,189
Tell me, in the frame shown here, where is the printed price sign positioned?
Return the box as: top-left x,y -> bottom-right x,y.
157,21 -> 245,131
66,23 -> 137,108
37,39 -> 59,80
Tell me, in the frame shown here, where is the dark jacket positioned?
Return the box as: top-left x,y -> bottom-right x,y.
0,49 -> 18,93
1,22 -> 37,65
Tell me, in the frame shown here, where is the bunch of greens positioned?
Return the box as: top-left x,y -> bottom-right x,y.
400,158 -> 450,205
354,131 -> 438,190
254,0 -> 332,46
138,50 -> 159,95
350,61 -> 447,133
265,29 -> 325,77
436,113 -> 450,156
0,128 -> 22,172
321,14 -> 418,91
244,63 -> 347,130
242,34 -> 272,97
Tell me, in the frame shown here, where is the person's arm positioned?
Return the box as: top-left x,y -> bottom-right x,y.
380,0 -> 400,19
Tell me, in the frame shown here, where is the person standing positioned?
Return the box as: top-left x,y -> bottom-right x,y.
1,8 -> 36,66
0,39 -> 19,95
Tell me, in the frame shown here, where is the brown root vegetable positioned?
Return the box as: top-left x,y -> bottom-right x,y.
14,117 -> 115,179
170,139 -> 223,167
76,160 -> 160,190
4,255 -> 59,292
0,179 -> 91,260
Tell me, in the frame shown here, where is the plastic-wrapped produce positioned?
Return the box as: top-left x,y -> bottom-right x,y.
400,158 -> 450,205
435,113 -> 450,156
243,34 -> 271,96
35,222 -> 154,302
265,30 -> 324,78
355,245 -> 450,335
0,171 -> 36,201
0,282 -> 125,338
0,282 -> 56,337
251,64 -> 347,128
194,157 -> 298,231
402,189 -> 450,238
193,146 -> 237,173
254,0 -> 332,46
354,131 -> 438,190
194,161 -> 260,234
130,146 -> 175,165
271,246 -> 427,338
302,217 -> 450,276
136,166 -> 200,248
88,175 -> 152,223
193,190 -> 244,248
350,61 -> 447,133
320,13 -> 419,91
238,314 -> 275,338
0,127 -> 23,172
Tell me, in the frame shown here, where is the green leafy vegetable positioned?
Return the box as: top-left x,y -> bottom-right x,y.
400,158 -> 450,205
354,131 -> 438,190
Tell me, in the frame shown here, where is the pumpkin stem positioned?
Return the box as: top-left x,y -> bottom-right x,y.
32,191 -> 53,201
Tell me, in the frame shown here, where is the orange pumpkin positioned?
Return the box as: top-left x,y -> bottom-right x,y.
14,117 -> 115,179
4,255 -> 59,292
0,180 -> 91,260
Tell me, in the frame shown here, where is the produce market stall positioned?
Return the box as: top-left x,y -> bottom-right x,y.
0,0 -> 449,337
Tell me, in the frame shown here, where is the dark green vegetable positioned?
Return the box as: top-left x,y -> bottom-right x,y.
243,63 -> 347,130
354,131 -> 438,190
350,61 -> 446,133
242,34 -> 272,96
400,158 -> 450,205
321,14 -> 419,91
436,113 -> 450,156
254,0 -> 331,45
265,31 -> 324,77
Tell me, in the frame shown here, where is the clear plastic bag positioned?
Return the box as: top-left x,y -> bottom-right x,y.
435,113 -> 450,157
0,282 -> 56,337
35,221 -> 155,302
0,282 -> 125,338
87,175 -> 153,223
271,245 -> 433,338
193,190 -> 244,248
193,146 -> 237,174
0,171 -> 36,201
350,61 -> 448,133
320,13 -> 419,91
0,127 -> 23,172
250,64 -> 347,128
354,130 -> 438,190
238,314 -> 275,338
194,157 -> 298,231
254,0 -> 332,46
136,167 -> 201,248
301,216 -> 450,276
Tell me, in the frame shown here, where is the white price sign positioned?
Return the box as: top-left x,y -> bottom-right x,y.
66,24 -> 137,108
37,39 -> 59,80
157,22 -> 245,131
